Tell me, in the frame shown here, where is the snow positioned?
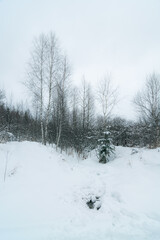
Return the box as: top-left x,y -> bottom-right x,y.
0,142 -> 160,240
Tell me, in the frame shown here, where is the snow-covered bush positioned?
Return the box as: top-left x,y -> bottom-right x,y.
0,131 -> 15,143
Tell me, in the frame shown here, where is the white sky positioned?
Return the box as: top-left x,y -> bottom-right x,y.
1,0 -> 160,119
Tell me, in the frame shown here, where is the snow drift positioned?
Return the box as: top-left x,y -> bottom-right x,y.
0,141 -> 160,240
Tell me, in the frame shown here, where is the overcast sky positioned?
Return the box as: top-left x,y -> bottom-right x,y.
1,0 -> 160,119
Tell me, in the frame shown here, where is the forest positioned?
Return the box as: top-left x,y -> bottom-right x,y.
0,32 -> 160,154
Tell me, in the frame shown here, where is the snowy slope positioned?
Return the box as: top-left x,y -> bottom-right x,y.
0,142 -> 160,240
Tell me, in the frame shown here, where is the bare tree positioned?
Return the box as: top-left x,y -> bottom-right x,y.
87,85 -> 95,128
80,77 -> 88,130
55,55 -> 71,149
25,32 -> 62,145
0,89 -> 5,105
79,77 -> 95,130
133,73 -> 160,147
25,34 -> 47,144
44,33 -> 60,144
70,86 -> 79,129
97,75 -> 118,129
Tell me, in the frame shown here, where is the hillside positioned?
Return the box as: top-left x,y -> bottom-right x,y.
0,142 -> 160,240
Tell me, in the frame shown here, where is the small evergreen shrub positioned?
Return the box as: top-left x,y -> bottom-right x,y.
97,131 -> 115,163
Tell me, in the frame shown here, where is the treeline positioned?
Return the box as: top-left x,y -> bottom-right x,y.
0,102 -> 41,142
0,94 -> 159,152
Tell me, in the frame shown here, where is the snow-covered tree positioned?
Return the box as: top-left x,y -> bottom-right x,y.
97,131 -> 115,163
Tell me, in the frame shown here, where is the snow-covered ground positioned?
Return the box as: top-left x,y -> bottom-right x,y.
0,141 -> 160,240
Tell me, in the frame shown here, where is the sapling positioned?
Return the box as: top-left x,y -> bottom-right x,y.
97,131 -> 115,163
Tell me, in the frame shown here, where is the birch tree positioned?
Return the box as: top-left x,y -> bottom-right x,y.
97,75 -> 118,130
80,77 -> 88,131
134,73 -> 160,147
25,34 -> 47,144
44,33 -> 60,144
25,32 -> 61,145
55,55 -> 71,149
